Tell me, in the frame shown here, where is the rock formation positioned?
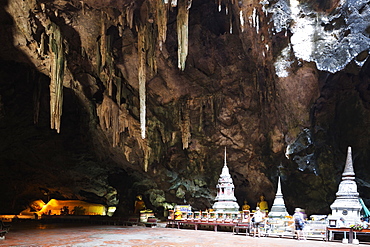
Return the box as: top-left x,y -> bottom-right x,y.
0,0 -> 370,217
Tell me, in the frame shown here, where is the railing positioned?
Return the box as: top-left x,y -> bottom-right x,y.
168,212 -> 329,241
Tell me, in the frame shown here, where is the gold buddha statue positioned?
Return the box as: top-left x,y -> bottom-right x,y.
257,195 -> 268,211
134,195 -> 146,214
242,200 -> 250,211
174,209 -> 182,220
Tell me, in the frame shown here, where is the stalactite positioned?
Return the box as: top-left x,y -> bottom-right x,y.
199,99 -> 203,132
125,113 -> 151,172
239,10 -> 245,32
97,96 -> 119,147
136,0 -> 163,139
97,96 -> 121,147
118,14 -> 124,37
115,76 -> 122,105
143,143 -> 150,172
105,50 -> 114,98
229,11 -> 233,34
138,24 -> 146,139
97,10 -> 116,101
97,94 -> 151,171
112,101 -> 119,147
215,1 -> 233,33
156,0 -> 168,50
48,22 -> 64,133
96,39 -> 102,75
180,101 -> 191,149
250,7 -> 259,33
126,2 -> 135,29
216,0 -> 221,9
145,20 -> 157,75
38,32 -> 45,56
98,96 -> 111,131
97,98 -> 116,147
177,0 -> 191,71
210,96 -> 217,123
102,20 -> 117,100
108,77 -> 113,97
80,1 -> 85,15
135,0 -> 160,140
100,11 -> 107,70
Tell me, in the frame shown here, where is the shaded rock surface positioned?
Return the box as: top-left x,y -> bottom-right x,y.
0,0 -> 369,217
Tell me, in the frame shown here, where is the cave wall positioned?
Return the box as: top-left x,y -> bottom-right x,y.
0,0 -> 370,216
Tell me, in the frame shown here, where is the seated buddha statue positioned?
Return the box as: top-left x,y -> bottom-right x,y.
257,195 -> 268,211
134,195 -> 146,214
242,200 -> 250,211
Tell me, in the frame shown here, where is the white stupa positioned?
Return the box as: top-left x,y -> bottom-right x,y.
329,146 -> 362,225
268,176 -> 289,218
212,148 -> 239,212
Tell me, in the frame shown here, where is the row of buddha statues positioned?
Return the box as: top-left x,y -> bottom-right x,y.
242,195 -> 268,212
134,194 -> 268,215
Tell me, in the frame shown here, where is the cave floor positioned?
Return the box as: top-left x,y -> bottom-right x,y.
0,221 -> 361,246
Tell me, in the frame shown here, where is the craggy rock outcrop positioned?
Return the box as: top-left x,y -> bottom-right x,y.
0,0 -> 370,217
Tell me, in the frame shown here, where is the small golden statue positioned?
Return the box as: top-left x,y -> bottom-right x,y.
242,200 -> 250,211
134,195 -> 146,214
257,195 -> 268,211
174,209 -> 182,220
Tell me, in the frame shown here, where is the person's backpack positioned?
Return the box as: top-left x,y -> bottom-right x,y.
294,213 -> 303,225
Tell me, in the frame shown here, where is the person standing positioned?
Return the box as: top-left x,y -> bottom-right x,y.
252,207 -> 265,237
338,217 -> 347,227
293,208 -> 305,240
360,217 -> 370,229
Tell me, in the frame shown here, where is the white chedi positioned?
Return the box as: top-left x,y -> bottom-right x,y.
212,148 -> 239,212
268,176 -> 289,218
329,146 -> 362,226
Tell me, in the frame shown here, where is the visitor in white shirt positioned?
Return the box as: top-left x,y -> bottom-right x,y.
338,217 -> 347,227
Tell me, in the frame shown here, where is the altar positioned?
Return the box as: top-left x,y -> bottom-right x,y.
326,227 -> 370,244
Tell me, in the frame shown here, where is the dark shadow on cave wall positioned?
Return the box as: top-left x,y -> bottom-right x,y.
0,0 -> 44,214
0,60 -> 107,214
281,58 -> 370,216
330,59 -> 370,207
0,0 -> 125,214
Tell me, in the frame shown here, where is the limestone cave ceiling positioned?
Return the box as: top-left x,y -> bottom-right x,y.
1,0 -> 370,216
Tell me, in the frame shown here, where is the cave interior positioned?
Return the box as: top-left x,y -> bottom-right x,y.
1,0 -> 370,217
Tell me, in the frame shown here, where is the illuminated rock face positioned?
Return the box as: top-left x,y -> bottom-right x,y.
212,149 -> 239,212
268,0 -> 370,75
329,147 -> 362,225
